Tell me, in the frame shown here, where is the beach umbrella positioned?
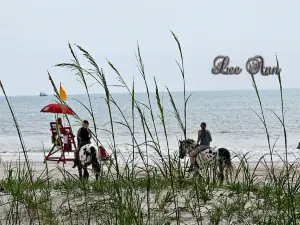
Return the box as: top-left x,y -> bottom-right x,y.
40,103 -> 76,115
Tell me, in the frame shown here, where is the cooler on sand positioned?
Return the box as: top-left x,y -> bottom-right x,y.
99,146 -> 110,161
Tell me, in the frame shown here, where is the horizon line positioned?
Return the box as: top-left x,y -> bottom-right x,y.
2,87 -> 300,97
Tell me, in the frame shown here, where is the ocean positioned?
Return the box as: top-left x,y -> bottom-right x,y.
1,89 -> 300,163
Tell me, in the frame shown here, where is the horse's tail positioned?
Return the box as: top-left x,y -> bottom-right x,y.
90,146 -> 101,174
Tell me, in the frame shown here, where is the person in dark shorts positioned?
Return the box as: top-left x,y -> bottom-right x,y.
187,122 -> 212,172
72,120 -> 92,168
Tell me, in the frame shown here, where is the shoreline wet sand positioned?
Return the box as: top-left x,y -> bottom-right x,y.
0,156 -> 298,180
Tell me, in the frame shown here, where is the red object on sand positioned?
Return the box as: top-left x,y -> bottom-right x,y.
99,146 -> 110,160
40,103 -> 76,115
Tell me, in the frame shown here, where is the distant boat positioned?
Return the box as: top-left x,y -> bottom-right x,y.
40,92 -> 47,96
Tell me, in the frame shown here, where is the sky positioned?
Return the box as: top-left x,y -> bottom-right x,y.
0,0 -> 299,96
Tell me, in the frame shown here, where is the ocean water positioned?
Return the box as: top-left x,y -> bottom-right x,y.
1,89 -> 300,163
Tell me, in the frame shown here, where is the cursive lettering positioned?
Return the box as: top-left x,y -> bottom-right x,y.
211,55 -> 282,76
246,56 -> 261,75
246,55 -> 281,75
211,56 -> 242,75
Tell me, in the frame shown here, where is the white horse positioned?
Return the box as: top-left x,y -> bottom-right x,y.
77,143 -> 101,180
178,138 -> 233,182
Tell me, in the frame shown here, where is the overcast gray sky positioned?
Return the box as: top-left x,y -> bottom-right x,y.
0,0 -> 299,96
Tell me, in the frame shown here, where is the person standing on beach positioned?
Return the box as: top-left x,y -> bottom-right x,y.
57,117 -> 63,128
53,117 -> 63,145
72,120 -> 92,168
187,122 -> 212,172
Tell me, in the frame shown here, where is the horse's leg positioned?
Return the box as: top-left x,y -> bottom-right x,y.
224,162 -> 229,183
78,165 -> 83,179
218,158 -> 225,183
83,167 -> 89,180
212,160 -> 218,183
91,150 -> 101,181
195,157 -> 200,168
92,161 -> 100,180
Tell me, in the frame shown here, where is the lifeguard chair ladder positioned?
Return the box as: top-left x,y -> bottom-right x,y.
44,122 -> 77,164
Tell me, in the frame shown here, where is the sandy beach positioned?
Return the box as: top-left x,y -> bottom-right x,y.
0,157 -> 296,225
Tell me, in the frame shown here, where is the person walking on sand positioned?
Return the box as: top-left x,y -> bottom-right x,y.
187,122 -> 212,172
72,120 -> 92,168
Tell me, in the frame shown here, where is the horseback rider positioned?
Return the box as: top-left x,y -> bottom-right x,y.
72,120 -> 92,168
187,122 -> 212,172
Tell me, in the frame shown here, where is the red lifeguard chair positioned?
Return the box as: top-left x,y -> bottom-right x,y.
44,122 -> 77,164
40,103 -> 77,164
41,103 -> 111,164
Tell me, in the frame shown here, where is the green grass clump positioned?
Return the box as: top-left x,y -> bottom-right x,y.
1,32 -> 300,224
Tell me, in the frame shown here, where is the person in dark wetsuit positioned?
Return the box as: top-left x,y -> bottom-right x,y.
72,120 -> 92,168
187,122 -> 212,172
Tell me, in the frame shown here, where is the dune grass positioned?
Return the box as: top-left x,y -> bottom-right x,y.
1,32 -> 300,224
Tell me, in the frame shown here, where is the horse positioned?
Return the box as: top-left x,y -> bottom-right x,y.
77,143 -> 101,180
178,138 -> 233,182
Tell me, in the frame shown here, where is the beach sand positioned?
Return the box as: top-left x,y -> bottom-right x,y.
0,155 -> 299,224
0,153 -> 297,180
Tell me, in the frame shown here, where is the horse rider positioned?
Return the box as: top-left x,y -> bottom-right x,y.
72,120 -> 92,168
187,122 -> 212,172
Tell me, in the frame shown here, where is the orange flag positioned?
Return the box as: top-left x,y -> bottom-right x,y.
59,82 -> 67,101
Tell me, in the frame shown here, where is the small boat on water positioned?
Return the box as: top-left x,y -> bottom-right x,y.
40,92 -> 47,96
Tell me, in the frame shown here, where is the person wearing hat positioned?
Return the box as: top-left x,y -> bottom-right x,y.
187,122 -> 212,172
73,120 -> 92,168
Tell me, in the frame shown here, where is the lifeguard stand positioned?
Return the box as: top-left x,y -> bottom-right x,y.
44,122 -> 77,164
